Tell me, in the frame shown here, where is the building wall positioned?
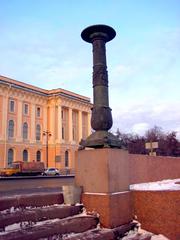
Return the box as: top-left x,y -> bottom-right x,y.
129,154 -> 180,184
0,76 -> 92,169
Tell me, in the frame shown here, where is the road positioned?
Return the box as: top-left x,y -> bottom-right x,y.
0,175 -> 75,197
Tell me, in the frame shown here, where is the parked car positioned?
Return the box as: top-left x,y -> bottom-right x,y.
43,168 -> 60,176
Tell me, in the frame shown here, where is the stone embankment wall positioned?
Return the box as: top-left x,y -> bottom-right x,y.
132,189 -> 180,240
129,154 -> 180,184
129,154 -> 180,240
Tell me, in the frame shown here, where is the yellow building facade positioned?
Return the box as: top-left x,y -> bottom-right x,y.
0,75 -> 91,170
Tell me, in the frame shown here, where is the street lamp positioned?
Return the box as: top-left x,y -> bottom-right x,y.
43,130 -> 51,168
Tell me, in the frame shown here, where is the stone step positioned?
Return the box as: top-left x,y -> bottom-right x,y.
48,221 -> 137,240
0,193 -> 138,240
0,215 -> 99,240
0,204 -> 83,229
0,192 -> 64,211
62,228 -> 115,240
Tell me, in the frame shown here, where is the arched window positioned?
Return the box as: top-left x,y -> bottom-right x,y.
65,150 -> 69,167
36,124 -> 41,141
23,149 -> 28,162
36,151 -> 41,162
8,148 -> 14,165
23,122 -> 28,139
8,120 -> 14,138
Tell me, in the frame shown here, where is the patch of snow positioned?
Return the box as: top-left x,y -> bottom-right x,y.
62,232 -> 77,239
151,235 -> 170,240
75,203 -> 82,206
84,191 -> 129,195
1,204 -> 66,213
35,218 -> 60,226
122,226 -> 170,240
0,218 -> 63,236
0,223 -> 21,235
130,179 -> 180,191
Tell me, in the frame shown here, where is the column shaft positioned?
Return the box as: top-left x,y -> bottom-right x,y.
2,94 -> 8,167
30,104 -> 36,143
57,105 -> 62,142
49,105 -> 55,143
68,108 -> 73,142
78,110 -> 82,141
87,112 -> 91,136
17,100 -> 22,141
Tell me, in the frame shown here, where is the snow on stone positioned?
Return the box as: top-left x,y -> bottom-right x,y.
84,191 -> 129,195
130,179 -> 180,191
151,235 -> 170,240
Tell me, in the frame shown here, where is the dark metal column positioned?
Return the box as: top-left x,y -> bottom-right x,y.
80,24 -> 121,148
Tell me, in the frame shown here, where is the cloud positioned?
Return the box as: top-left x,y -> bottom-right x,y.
132,123 -> 150,135
112,101 -> 180,138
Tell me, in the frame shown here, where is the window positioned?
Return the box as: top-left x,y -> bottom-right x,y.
73,127 -> 75,141
8,148 -> 14,165
36,124 -> 41,141
9,100 -> 15,112
23,149 -> 28,162
36,107 -> 41,117
8,120 -> 14,138
65,150 -> 69,167
23,122 -> 28,139
24,104 -> 29,115
62,127 -> 65,140
36,151 -> 41,162
61,108 -> 68,121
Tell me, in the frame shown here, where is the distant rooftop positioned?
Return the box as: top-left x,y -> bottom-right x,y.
0,75 -> 91,103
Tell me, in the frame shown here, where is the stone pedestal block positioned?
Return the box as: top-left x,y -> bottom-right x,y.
82,191 -> 132,228
75,148 -> 129,193
75,148 -> 132,228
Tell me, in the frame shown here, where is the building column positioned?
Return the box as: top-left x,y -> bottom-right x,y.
43,106 -> 48,143
30,104 -> 36,143
2,95 -> 8,139
87,112 -> 91,136
17,100 -> 22,141
48,105 -> 55,143
2,95 -> 8,167
68,108 -> 73,142
57,105 -> 62,142
78,110 -> 82,142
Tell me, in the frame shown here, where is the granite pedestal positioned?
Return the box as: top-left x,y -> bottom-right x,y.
75,148 -> 133,228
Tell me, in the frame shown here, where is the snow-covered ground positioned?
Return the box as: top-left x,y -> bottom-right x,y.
130,178 -> 180,191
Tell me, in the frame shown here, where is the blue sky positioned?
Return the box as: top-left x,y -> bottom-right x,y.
0,0 -> 180,137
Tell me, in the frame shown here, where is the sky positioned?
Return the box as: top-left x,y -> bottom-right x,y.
0,0 -> 180,137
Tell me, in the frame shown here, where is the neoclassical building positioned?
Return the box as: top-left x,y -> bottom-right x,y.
0,75 -> 91,169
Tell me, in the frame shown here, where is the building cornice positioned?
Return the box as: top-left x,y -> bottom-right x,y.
0,75 -> 91,104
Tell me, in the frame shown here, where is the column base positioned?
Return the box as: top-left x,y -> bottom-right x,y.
82,191 -> 132,228
79,130 -> 122,149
